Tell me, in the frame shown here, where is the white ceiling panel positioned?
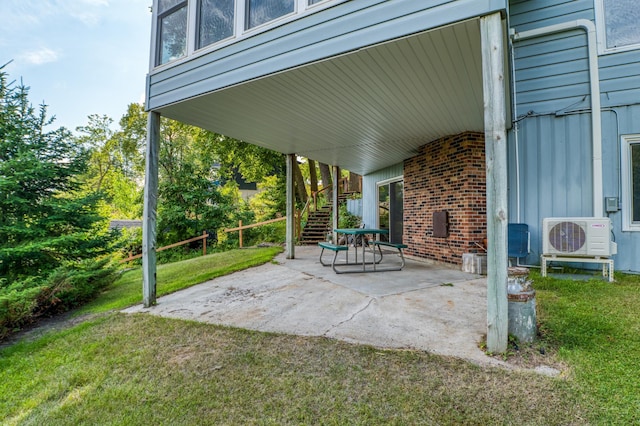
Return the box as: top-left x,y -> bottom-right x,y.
159,18 -> 489,175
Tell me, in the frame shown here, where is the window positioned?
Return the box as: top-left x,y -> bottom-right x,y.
308,0 -> 325,5
157,0 -> 188,65
621,134 -> 640,231
197,0 -> 235,49
246,0 -> 295,29
596,0 -> 640,53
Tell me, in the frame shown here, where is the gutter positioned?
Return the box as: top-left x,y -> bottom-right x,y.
512,19 -> 603,217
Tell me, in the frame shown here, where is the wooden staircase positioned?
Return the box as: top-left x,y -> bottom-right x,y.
298,191 -> 361,245
299,204 -> 332,245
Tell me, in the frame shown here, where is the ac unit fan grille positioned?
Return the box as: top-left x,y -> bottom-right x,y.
549,221 -> 586,253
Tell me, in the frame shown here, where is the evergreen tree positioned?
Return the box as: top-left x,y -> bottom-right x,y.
0,70 -> 113,281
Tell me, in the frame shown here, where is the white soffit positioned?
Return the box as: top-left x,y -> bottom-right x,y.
159,18 -> 486,175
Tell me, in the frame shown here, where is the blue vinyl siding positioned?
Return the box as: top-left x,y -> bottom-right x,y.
362,164 -> 403,230
601,105 -> 640,271
509,0 -> 593,31
507,114 -> 593,265
512,31 -> 591,114
147,0 -> 506,110
509,0 -> 640,271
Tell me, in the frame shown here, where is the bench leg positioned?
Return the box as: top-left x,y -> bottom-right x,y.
319,247 -> 328,266
331,250 -> 344,274
319,247 -> 340,267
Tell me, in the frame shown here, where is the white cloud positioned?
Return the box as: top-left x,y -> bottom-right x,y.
69,0 -> 110,25
20,48 -> 59,65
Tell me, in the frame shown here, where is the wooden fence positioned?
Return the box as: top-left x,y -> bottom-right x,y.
120,231 -> 209,263
223,216 -> 287,248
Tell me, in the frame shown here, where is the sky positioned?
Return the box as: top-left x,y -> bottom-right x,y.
0,0 -> 153,132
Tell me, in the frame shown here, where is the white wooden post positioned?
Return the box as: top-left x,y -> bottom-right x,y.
286,153 -> 296,259
332,165 -> 340,243
142,111 -> 160,308
481,12 -> 508,353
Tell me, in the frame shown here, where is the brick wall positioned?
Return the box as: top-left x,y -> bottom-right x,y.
403,132 -> 486,265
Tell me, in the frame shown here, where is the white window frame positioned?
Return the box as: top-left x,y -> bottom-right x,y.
244,0 -> 297,32
376,176 -> 404,237
621,134 -> 640,231
594,0 -> 640,55
151,0 -> 345,71
194,0 -> 236,53
155,0 -> 190,66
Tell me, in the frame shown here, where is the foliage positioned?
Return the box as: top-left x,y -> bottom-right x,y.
75,113 -> 143,219
0,70 -> 115,281
248,175 -> 286,221
337,202 -> 361,228
206,132 -> 285,183
75,104 -> 291,249
0,69 -> 118,338
0,258 -> 117,339
114,111 -> 240,246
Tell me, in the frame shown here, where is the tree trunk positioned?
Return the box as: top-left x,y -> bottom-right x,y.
319,162 -> 332,199
308,158 -> 318,193
348,172 -> 361,193
293,159 -> 308,203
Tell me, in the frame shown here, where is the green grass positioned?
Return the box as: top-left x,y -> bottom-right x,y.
78,246 -> 282,315
1,251 -> 639,424
532,271 -> 640,423
0,314 -> 584,425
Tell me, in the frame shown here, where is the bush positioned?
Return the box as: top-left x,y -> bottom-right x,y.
0,277 -> 41,338
337,203 -> 361,228
0,258 -> 118,340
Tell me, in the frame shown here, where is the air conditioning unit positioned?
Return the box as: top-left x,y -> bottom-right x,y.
542,217 -> 617,257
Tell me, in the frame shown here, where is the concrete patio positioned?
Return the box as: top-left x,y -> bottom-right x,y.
124,246 -> 508,368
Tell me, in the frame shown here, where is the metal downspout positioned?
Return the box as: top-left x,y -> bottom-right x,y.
512,19 -> 603,217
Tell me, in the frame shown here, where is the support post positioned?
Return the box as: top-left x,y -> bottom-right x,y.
481,12 -> 508,353
332,165 -> 340,243
142,111 -> 160,308
286,154 -> 296,259
202,230 -> 207,256
239,220 -> 243,248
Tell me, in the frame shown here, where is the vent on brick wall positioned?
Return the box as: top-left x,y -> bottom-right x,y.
433,210 -> 449,238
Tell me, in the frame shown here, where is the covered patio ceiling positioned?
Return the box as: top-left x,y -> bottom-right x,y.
157,18 -> 503,176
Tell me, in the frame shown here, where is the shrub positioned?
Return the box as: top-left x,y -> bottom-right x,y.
0,258 -> 118,340
337,203 -> 361,228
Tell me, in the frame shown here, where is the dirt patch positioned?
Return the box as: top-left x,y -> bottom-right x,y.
481,335 -> 569,377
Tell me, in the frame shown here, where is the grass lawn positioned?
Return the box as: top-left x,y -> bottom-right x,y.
532,271 -> 640,423
0,249 -> 638,425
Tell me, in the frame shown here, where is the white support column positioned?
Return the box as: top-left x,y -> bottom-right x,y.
142,111 -> 160,308
481,12 -> 508,354
286,153 -> 296,259
332,165 -> 340,242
